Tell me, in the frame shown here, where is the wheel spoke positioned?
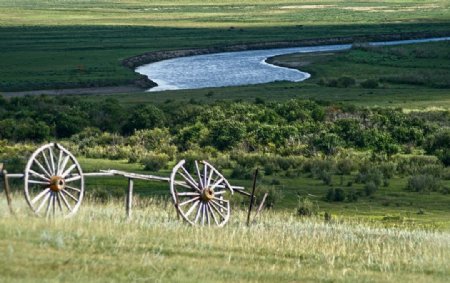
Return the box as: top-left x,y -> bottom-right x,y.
28,169 -> 50,181
59,191 -> 73,212
45,192 -> 53,218
65,175 -> 82,183
52,192 -> 56,217
194,161 -> 203,189
177,192 -> 200,196
58,154 -> 71,176
33,158 -> 51,178
207,203 -> 219,225
209,201 -> 226,220
35,191 -> 51,213
194,203 -> 203,223
174,181 -> 191,189
65,185 -> 81,192
41,151 -> 53,176
62,163 -> 77,178
213,190 -> 227,196
203,163 -> 207,190
181,166 -> 200,188
201,203 -> 206,226
211,199 -> 228,211
179,196 -> 200,207
31,188 -> 51,204
62,189 -> 78,202
205,204 -> 210,226
178,171 -> 200,192
56,149 -> 63,174
210,177 -> 224,191
214,196 -> 229,202
48,147 -> 56,175
184,200 -> 200,218
28,179 -> 50,185
56,192 -> 63,214
206,167 -> 214,188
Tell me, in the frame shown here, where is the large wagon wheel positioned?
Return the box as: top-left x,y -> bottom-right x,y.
170,160 -> 233,227
24,143 -> 84,218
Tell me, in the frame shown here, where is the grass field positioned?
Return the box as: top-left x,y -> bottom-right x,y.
0,1 -> 449,92
5,157 -> 448,229
0,199 -> 449,282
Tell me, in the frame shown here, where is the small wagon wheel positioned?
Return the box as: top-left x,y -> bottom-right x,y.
170,160 -> 233,227
24,143 -> 84,218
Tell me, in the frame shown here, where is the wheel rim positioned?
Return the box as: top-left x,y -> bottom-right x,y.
170,160 -> 232,227
24,143 -> 84,218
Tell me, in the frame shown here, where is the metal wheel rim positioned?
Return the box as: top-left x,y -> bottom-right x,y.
24,143 -> 84,218
170,160 -> 232,227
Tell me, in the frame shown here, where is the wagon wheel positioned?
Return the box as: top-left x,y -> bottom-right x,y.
170,160 -> 233,227
24,143 -> 84,218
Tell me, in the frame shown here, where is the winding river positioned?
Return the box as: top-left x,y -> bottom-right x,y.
136,37 -> 450,92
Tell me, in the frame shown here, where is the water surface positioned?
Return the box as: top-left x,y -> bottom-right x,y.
136,37 -> 450,92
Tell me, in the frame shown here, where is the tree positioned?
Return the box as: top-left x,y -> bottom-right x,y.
122,105 -> 165,134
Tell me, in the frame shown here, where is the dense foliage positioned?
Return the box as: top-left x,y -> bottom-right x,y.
1,95 -> 449,163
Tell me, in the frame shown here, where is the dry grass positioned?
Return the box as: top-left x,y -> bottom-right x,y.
1,197 -> 449,282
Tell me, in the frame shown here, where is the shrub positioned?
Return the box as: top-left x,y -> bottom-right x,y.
361,79 -> 379,88
356,167 -> 383,187
296,197 -> 318,216
320,171 -> 333,186
256,186 -> 283,209
406,174 -> 441,192
336,158 -> 353,175
346,189 -> 359,202
263,163 -> 277,175
337,76 -> 356,88
304,158 -> 334,178
230,165 -> 255,180
141,152 -> 170,171
325,188 -> 346,202
364,181 -> 378,196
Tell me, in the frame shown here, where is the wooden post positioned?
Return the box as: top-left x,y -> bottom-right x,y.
252,192 -> 268,223
126,178 -> 134,219
246,168 -> 258,226
1,165 -> 15,215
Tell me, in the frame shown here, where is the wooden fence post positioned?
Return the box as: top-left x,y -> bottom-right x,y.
1,164 -> 15,215
126,178 -> 134,219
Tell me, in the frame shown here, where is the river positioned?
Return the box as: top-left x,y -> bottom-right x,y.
135,37 -> 450,92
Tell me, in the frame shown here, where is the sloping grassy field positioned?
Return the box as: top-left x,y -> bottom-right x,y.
0,199 -> 449,282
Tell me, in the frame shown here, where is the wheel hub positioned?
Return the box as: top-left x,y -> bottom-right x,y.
49,176 -> 65,192
201,188 -> 214,202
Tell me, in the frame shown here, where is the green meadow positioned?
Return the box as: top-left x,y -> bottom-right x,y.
1,1 -> 450,281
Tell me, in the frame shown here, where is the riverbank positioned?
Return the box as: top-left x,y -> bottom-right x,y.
2,31 -> 450,97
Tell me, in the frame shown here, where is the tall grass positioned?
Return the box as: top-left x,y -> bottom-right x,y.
1,197 -> 449,282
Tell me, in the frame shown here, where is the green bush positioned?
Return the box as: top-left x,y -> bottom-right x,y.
296,197 -> 318,216
141,152 -> 170,171
325,188 -> 346,202
336,158 -> 353,175
364,181 -> 378,196
346,189 -> 359,202
360,79 -> 379,88
256,186 -> 283,209
406,174 -> 441,192
337,76 -> 356,88
230,165 -> 255,180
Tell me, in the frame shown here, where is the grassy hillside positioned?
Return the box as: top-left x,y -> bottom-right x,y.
0,200 -> 449,282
